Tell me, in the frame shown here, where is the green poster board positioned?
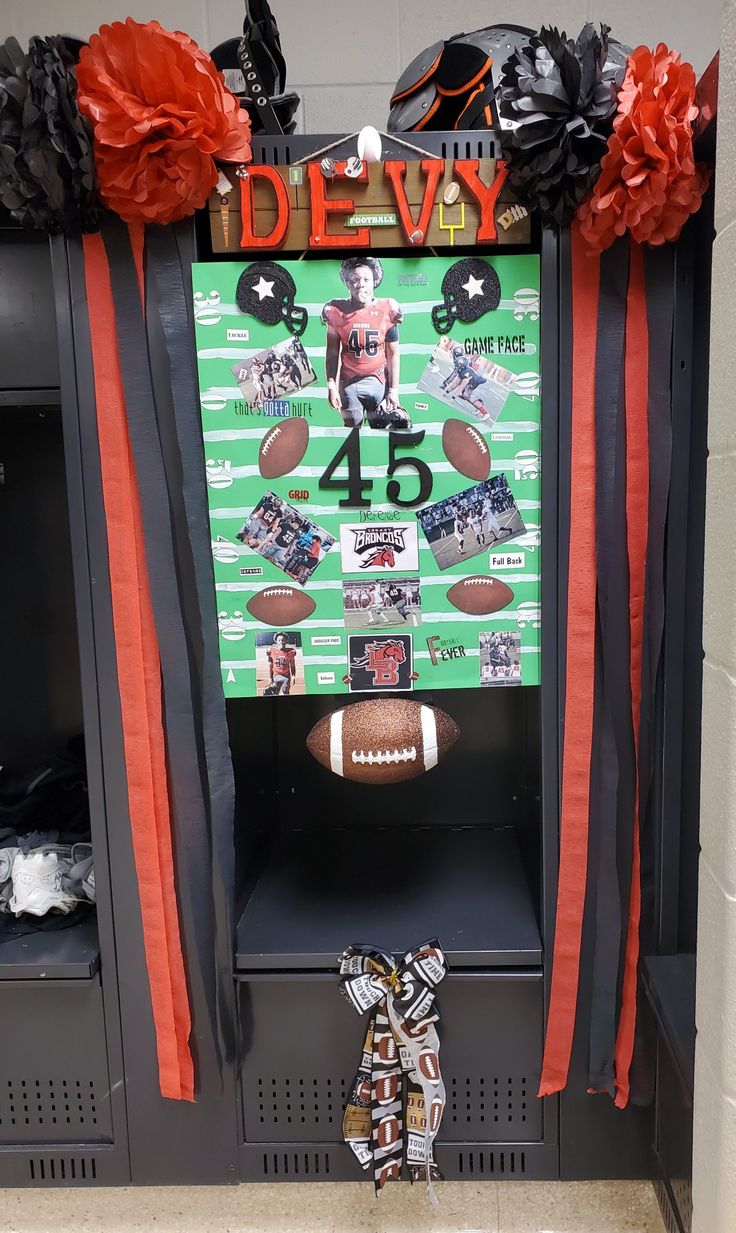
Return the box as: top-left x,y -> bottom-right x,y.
193,254 -> 540,699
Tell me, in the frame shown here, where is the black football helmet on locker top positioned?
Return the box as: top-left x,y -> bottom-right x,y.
431,258 -> 502,335
388,23 -> 631,135
388,25 -> 534,133
235,262 -> 308,337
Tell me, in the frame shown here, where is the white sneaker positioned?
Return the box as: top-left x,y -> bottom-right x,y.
62,843 -> 95,904
83,865 -> 95,903
0,847 -> 17,883
9,851 -> 78,917
0,847 -> 18,914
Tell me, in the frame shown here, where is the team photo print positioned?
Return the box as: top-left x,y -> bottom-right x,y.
480,631 -> 522,686
416,475 -> 527,571
230,335 -> 315,407
322,256 -> 412,430
238,491 -> 335,584
417,337 -> 517,424
255,630 -> 304,696
343,578 -> 421,629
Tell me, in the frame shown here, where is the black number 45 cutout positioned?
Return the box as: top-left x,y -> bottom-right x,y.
319,428 -> 433,510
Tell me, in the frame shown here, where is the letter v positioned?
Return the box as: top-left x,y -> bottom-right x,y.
383,159 -> 444,245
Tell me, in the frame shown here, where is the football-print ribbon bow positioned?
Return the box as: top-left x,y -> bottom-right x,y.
338,939 -> 447,1195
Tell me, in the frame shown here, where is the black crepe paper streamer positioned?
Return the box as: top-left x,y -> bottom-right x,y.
0,34 -> 102,234
497,23 -> 626,228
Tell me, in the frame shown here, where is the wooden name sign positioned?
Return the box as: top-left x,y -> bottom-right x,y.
209,157 -> 530,252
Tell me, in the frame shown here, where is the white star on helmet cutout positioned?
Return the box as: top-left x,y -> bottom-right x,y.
462,273 -> 485,299
253,276 -> 275,301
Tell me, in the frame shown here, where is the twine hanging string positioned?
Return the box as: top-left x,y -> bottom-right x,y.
293,129 -> 438,166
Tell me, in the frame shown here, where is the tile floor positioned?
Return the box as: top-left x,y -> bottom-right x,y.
0,1180 -> 666,1233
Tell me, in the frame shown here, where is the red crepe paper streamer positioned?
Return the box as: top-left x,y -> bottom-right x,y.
539,221 -> 600,1096
613,242 -> 649,1108
77,18 -> 251,225
82,230 -> 194,1101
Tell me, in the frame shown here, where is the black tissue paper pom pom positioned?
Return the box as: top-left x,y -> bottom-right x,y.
497,23 -> 627,227
0,34 -> 102,233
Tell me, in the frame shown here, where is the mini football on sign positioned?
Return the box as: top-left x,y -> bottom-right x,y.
246,585 -> 316,626
307,698 -> 459,785
446,575 -> 515,616
258,417 -> 309,479
442,419 -> 491,481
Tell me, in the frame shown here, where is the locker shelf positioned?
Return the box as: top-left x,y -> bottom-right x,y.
642,954 -> 696,1097
236,826 -> 541,971
0,917 -> 99,979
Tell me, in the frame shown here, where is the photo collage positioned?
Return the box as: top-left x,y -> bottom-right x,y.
194,253 -> 541,698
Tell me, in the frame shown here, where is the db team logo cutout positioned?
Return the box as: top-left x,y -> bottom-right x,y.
348,634 -> 413,692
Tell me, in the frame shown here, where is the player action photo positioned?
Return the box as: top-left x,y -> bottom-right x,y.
237,491 -> 335,584
231,335 -> 316,407
418,337 -> 517,424
321,256 -> 411,430
343,578 -> 422,629
479,631 -> 522,686
255,631 -> 304,696
417,475 -> 527,571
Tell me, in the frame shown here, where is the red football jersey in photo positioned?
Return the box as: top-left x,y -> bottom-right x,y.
322,297 -> 402,381
268,647 -> 296,677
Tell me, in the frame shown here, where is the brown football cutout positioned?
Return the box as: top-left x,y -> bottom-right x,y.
446,575 -> 514,616
258,417 -> 309,479
306,698 -> 459,785
246,584 -> 315,626
442,418 -> 491,481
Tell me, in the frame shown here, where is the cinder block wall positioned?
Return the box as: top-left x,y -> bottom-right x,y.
693,4 -> 736,1231
2,1 -> 720,132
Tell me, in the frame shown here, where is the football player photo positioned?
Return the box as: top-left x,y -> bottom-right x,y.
231,335 -> 316,407
479,631 -> 522,686
237,491 -> 335,584
417,475 -> 527,571
343,577 -> 422,629
418,337 -> 517,425
321,256 -> 411,430
256,630 -> 304,696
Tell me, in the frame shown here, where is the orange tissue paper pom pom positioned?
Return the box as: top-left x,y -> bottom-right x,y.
77,18 -> 251,225
578,43 -> 710,253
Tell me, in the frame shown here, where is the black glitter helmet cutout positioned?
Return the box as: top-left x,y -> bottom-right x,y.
236,261 -> 308,337
431,259 -> 501,335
